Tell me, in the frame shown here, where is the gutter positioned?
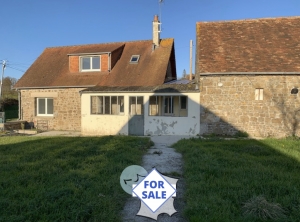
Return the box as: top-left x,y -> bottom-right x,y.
68,52 -> 111,56
199,72 -> 300,76
18,90 -> 21,120
13,85 -> 95,90
80,90 -> 200,94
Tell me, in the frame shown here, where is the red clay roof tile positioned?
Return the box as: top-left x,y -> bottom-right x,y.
15,39 -> 176,88
196,16 -> 300,73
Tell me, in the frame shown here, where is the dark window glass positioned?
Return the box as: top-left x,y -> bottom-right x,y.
181,96 -> 187,109
105,96 -> 110,114
92,57 -> 100,69
38,98 -> 45,114
47,98 -> 53,114
82,57 -> 90,69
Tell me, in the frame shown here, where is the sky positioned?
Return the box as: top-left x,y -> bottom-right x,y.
0,0 -> 300,80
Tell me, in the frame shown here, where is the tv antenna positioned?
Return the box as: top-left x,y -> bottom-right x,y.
158,0 -> 164,32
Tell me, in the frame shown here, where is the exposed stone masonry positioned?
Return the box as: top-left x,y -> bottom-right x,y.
20,88 -> 85,131
200,75 -> 300,137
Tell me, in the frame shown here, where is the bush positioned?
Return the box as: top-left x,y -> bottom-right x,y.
234,131 -> 249,138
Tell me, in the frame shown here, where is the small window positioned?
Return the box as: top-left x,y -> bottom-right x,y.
255,88 -> 263,100
130,55 -> 140,63
37,98 -> 53,116
80,56 -> 100,71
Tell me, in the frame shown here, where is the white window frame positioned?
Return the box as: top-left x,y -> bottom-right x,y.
149,95 -> 188,117
80,56 -> 101,72
90,96 -> 124,115
37,98 -> 54,116
255,88 -> 263,100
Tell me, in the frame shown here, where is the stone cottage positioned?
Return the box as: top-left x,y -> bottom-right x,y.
14,16 -> 200,136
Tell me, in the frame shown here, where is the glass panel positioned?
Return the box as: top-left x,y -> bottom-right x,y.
92,56 -> 100,69
119,96 -> 124,113
136,97 -> 143,115
181,96 -> 187,109
111,96 -> 118,115
149,96 -> 158,116
82,57 -> 90,70
47,98 -> 53,114
164,97 -> 173,114
91,96 -> 97,114
98,96 -> 103,114
105,96 -> 110,114
38,98 -> 45,114
129,97 -> 136,115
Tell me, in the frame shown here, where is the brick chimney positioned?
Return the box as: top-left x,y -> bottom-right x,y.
153,15 -> 160,48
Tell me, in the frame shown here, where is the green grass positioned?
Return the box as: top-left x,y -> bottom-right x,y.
173,138 -> 300,222
0,136 -> 151,221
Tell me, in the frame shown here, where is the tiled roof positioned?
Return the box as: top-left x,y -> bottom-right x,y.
196,16 -> 300,73
81,84 -> 199,93
14,38 -> 176,88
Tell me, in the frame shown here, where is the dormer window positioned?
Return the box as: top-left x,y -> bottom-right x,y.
80,56 -> 101,72
130,55 -> 140,64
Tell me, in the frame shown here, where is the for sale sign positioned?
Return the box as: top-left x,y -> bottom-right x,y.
132,168 -> 176,213
120,165 -> 178,220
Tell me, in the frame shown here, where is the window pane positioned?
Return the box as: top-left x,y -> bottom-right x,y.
105,96 -> 110,114
47,98 -> 53,114
98,96 -> 103,114
91,96 -> 103,114
92,56 -> 100,69
91,96 -> 97,114
149,96 -> 158,116
82,57 -> 90,70
129,97 -> 136,115
111,96 -> 118,114
119,96 -> 124,113
181,96 -> 187,109
38,98 -> 45,114
164,97 -> 173,114
136,97 -> 143,115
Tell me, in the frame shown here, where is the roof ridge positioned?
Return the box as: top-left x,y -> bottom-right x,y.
197,16 -> 300,24
45,38 -> 174,49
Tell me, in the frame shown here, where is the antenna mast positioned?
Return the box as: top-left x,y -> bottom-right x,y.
158,0 -> 163,32
0,60 -> 6,111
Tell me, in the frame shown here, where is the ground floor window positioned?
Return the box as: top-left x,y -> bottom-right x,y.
37,98 -> 53,116
255,88 -> 263,100
91,96 -> 124,115
149,96 -> 188,117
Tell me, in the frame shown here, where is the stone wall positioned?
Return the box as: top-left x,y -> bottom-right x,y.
200,75 -> 300,137
20,88 -> 85,131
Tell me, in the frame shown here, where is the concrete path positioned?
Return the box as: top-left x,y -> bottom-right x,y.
122,135 -> 193,222
32,131 -> 81,137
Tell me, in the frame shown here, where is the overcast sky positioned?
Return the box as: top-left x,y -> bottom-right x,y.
0,0 -> 299,80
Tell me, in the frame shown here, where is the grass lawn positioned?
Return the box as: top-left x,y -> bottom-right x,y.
0,136 -> 152,221
173,138 -> 300,222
